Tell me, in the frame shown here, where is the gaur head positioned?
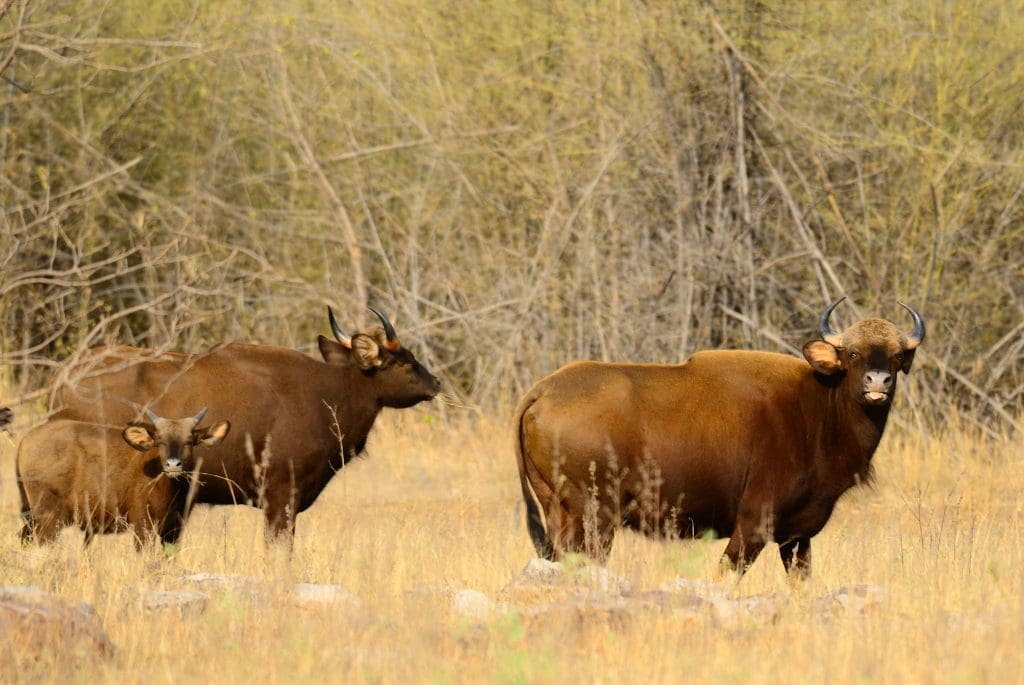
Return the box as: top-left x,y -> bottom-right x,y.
122,407 -> 231,476
316,306 -> 442,407
802,297 -> 926,407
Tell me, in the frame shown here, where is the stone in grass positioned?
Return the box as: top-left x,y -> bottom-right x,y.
139,590 -> 208,617
658,577 -> 731,602
501,558 -> 632,603
451,589 -> 500,621
179,573 -> 264,596
0,586 -> 115,661
515,590 -> 710,630
291,583 -> 360,608
815,584 -> 886,616
708,594 -> 782,630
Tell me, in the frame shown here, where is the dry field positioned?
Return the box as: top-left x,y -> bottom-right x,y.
0,397 -> 1021,684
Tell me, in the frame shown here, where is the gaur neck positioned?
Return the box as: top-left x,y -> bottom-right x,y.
317,363 -> 384,469
813,375 -> 892,489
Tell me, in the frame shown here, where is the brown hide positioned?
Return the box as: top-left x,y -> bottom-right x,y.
514,303 -> 924,576
49,313 -> 440,541
17,416 -> 228,547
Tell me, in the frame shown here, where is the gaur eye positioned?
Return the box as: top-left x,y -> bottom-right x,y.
848,351 -> 858,360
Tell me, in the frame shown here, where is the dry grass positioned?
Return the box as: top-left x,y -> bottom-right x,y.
1,400 -> 1022,684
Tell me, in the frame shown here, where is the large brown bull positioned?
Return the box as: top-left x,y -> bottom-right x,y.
514,298 -> 925,577
48,307 -> 441,542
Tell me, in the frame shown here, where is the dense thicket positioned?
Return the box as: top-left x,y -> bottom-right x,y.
2,1 -> 1022,429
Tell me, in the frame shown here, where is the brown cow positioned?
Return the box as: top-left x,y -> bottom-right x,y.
514,298 -> 925,577
17,408 -> 230,547
49,307 -> 441,542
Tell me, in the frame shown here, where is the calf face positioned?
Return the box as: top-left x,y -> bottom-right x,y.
122,407 -> 231,475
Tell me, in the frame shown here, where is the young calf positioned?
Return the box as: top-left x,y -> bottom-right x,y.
17,408 -> 230,547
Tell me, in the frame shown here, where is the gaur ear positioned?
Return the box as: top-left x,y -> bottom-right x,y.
351,334 -> 382,370
122,424 -> 157,452
900,348 -> 917,374
195,420 -> 231,447
803,340 -> 844,375
317,335 -> 351,364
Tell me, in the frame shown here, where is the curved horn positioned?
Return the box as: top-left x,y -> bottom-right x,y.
897,301 -> 926,350
192,407 -> 208,426
145,407 -> 161,423
367,306 -> 399,351
818,296 -> 847,347
327,306 -> 352,348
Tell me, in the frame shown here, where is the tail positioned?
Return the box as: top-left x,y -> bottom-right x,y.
15,457 -> 34,544
513,392 -> 554,560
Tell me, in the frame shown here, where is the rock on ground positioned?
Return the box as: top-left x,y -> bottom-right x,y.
139,589 -> 208,617
815,584 -> 886,616
659,577 -> 731,601
179,573 -> 262,592
291,583 -> 360,608
451,589 -> 500,620
501,558 -> 632,603
0,585 -> 114,664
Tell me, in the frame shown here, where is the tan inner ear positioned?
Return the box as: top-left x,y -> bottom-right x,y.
352,335 -> 382,370
198,420 -> 231,447
123,424 -> 156,451
803,340 -> 843,375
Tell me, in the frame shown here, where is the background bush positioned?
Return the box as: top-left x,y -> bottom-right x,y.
2,1 -> 1022,429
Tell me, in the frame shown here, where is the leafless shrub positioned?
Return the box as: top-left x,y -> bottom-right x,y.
1,1 -> 1021,434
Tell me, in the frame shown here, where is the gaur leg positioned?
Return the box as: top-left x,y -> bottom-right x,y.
26,490 -> 69,545
263,496 -> 296,547
543,498 -> 584,560
127,500 -> 160,550
721,501 -> 772,574
160,512 -> 186,546
779,537 -> 812,579
157,488 -> 189,546
545,491 -> 615,563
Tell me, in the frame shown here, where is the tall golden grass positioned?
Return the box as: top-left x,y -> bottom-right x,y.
1,398 -> 1021,683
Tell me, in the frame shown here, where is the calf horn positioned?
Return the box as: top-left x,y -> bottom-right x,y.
368,306 -> 400,351
818,296 -> 847,347
897,301 -> 926,350
327,306 -> 352,348
192,407 -> 208,426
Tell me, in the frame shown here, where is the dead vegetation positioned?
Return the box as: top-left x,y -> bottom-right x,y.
1,0 -> 1023,681
1,1 -> 1022,431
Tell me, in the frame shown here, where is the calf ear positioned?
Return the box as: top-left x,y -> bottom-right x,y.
318,335 -> 351,365
352,334 -> 382,370
900,348 -> 917,374
803,340 -> 843,375
196,420 -> 231,447
122,424 -> 156,451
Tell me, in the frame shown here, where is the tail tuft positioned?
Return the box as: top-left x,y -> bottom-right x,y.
16,457 -> 34,544
514,395 -> 554,560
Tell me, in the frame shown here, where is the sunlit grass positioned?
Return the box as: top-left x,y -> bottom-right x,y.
1,402 -> 1022,683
